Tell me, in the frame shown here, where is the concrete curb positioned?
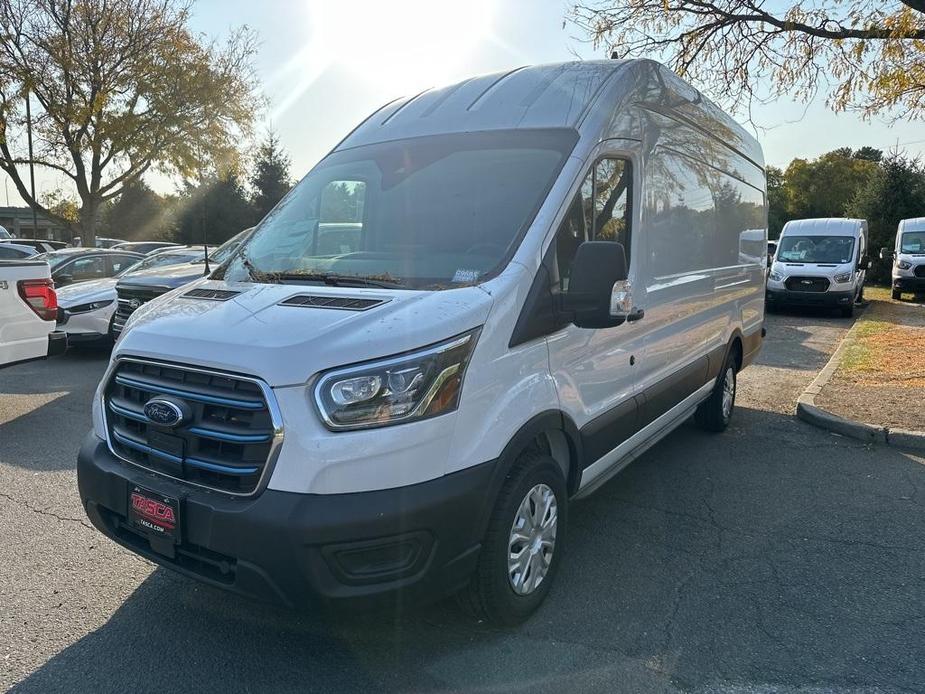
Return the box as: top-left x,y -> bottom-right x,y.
794,308 -> 925,452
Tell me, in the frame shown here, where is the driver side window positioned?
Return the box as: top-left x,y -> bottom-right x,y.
554,157 -> 632,290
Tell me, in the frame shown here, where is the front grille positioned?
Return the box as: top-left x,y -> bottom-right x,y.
785,276 -> 830,292
104,359 -> 278,495
914,265 -> 925,278
111,287 -> 168,335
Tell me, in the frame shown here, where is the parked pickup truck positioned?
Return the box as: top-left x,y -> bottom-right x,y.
0,259 -> 67,367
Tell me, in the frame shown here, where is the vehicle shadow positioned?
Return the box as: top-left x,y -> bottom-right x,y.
11,406 -> 925,693
758,308 -> 856,372
0,348 -> 110,472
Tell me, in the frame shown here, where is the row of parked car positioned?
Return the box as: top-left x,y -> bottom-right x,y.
0,229 -> 251,367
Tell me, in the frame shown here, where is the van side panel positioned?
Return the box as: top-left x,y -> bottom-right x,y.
634,132 -> 766,399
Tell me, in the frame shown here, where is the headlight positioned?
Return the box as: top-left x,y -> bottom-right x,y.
897,260 -> 912,270
833,272 -> 852,283
769,270 -> 784,282
69,299 -> 114,313
314,328 -> 480,430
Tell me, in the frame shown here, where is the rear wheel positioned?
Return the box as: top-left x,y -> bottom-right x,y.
460,452 -> 566,626
695,349 -> 738,432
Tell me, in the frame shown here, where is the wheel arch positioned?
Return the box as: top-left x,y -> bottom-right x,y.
473,410 -> 583,542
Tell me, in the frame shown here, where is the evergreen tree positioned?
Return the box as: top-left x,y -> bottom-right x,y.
176,174 -> 257,246
250,131 -> 292,221
103,181 -> 169,240
846,155 -> 925,283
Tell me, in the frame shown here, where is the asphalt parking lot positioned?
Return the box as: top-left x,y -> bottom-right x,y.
2,310 -> 924,693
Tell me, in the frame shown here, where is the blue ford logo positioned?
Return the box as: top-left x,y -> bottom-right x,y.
143,398 -> 188,427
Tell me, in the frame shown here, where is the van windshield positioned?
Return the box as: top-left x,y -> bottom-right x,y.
900,231 -> 925,254
218,129 -> 577,289
777,235 -> 855,264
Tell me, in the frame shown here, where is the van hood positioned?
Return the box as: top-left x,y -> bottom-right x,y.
56,277 -> 118,307
772,259 -> 854,276
117,261 -> 209,291
114,279 -> 495,387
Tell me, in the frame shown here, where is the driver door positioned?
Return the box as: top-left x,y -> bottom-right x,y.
546,148 -> 646,477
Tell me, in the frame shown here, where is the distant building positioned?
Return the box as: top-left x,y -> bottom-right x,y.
0,206 -> 67,241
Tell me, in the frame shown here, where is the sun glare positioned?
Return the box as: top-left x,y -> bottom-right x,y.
310,0 -> 495,95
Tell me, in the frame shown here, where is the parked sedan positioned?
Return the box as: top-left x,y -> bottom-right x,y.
111,241 -> 180,254
55,246 -> 212,343
0,242 -> 39,260
37,248 -> 144,287
3,238 -> 67,253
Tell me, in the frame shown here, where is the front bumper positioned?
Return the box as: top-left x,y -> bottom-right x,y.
765,288 -> 855,308
77,434 -> 495,610
893,276 -> 925,292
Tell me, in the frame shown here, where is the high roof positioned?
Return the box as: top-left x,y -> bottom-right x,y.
782,219 -> 867,236
899,217 -> 925,232
336,60 -> 762,168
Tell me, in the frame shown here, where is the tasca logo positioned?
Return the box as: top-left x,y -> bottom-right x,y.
130,492 -> 176,529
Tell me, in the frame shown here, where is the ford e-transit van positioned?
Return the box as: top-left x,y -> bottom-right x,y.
882,218 -> 925,300
766,218 -> 868,317
77,60 -> 767,624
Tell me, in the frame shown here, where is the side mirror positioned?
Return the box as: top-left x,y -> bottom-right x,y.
879,247 -> 894,261
561,241 -> 636,329
857,254 -> 868,270
55,273 -> 73,286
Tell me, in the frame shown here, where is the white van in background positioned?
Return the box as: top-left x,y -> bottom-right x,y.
882,218 -> 925,300
766,218 -> 868,317
78,60 -> 767,624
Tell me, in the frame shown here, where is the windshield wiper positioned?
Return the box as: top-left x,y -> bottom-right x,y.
271,272 -> 406,289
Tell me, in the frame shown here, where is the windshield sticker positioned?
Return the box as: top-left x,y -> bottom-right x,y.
452,268 -> 481,283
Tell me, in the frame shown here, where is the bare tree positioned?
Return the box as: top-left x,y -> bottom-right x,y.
569,0 -> 925,120
0,0 -> 260,244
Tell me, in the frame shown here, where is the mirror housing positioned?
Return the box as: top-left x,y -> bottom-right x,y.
561,241 -> 631,329
55,273 -> 73,286
879,247 -> 894,261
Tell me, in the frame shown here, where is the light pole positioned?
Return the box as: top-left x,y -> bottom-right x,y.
24,88 -> 38,236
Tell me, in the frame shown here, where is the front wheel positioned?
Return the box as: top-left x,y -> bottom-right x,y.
460,452 -> 567,626
695,350 -> 738,432
892,289 -> 902,301
840,302 -> 854,318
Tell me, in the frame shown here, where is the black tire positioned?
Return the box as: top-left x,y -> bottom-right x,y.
892,289 -> 902,301
840,302 -> 854,318
460,451 -> 567,626
695,348 -> 739,432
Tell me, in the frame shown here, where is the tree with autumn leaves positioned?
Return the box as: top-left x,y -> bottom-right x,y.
0,0 -> 259,245
571,0 -> 925,120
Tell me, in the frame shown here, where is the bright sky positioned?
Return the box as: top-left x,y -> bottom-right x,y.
3,0 -> 923,207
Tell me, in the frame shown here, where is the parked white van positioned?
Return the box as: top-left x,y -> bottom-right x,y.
882,217 -> 925,300
78,60 -> 767,624
766,218 -> 868,317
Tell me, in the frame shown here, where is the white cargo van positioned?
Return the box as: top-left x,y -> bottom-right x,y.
78,60 -> 767,624
882,218 -> 925,300
766,218 -> 868,317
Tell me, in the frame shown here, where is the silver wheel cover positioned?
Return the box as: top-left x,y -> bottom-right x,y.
508,483 -> 558,595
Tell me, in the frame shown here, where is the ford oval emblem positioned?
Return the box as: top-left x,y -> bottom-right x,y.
143,398 -> 188,427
